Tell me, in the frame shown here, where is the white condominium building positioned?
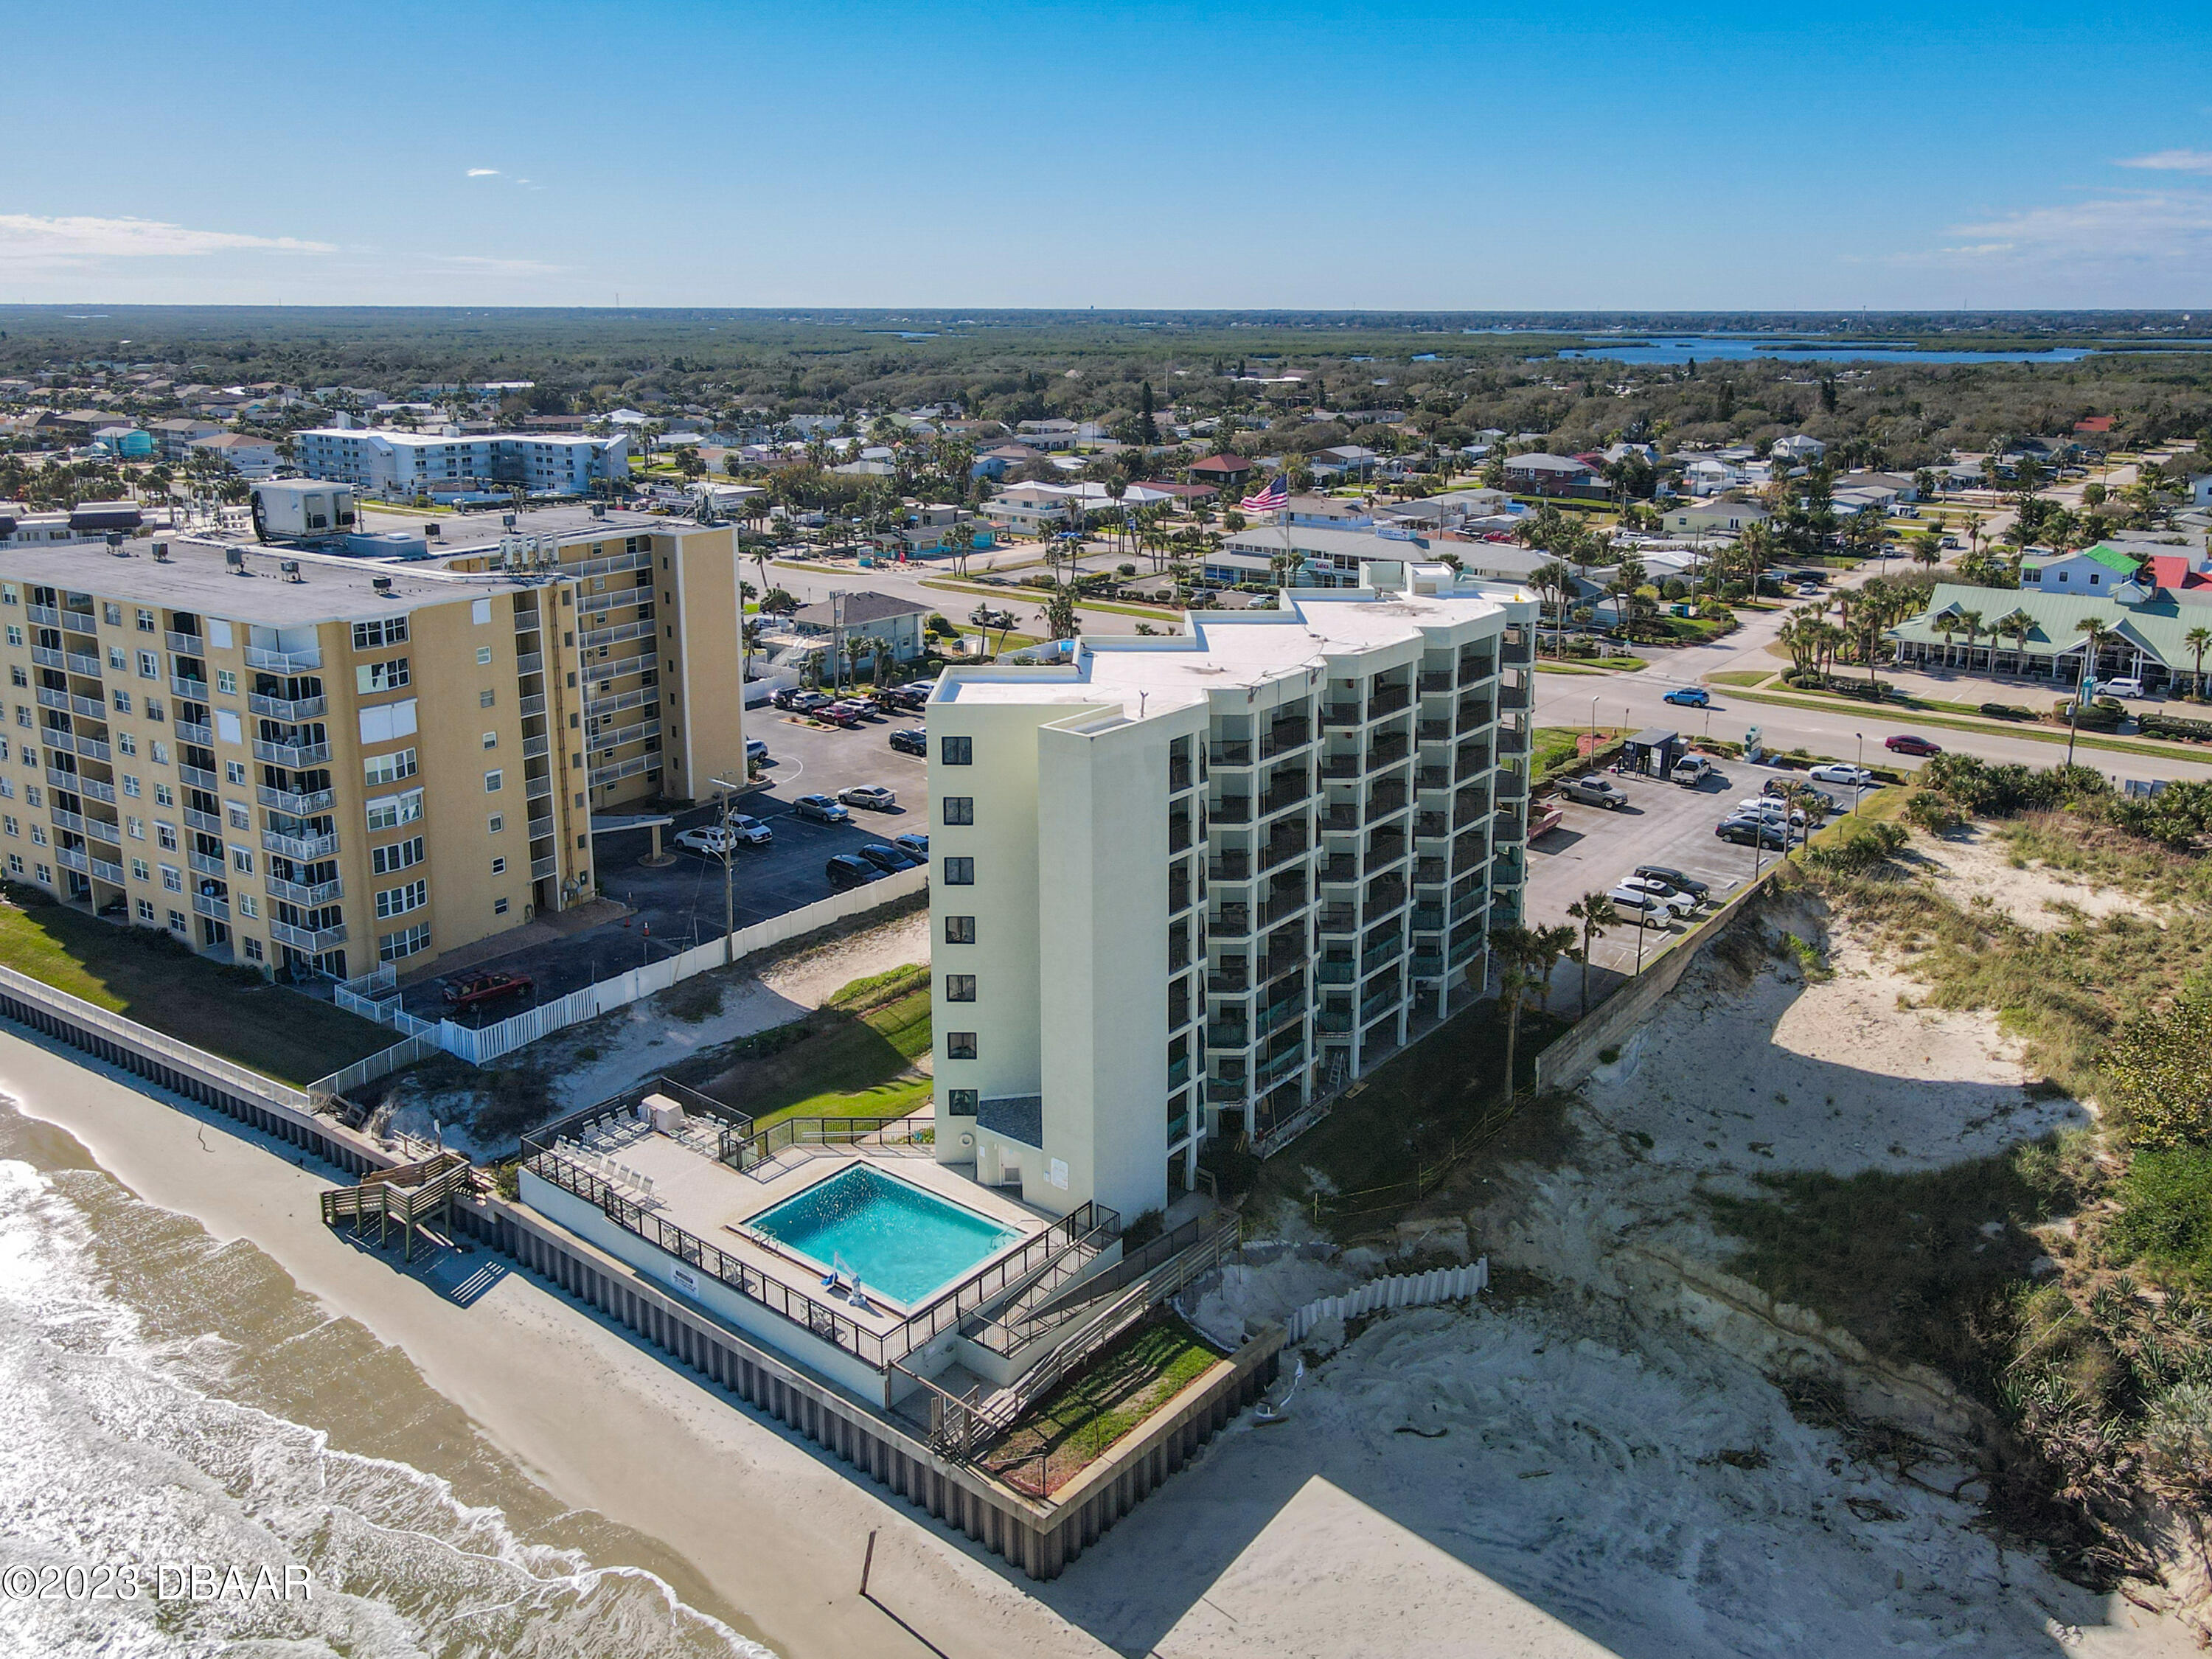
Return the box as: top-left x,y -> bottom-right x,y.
925,564 -> 1537,1224
294,429 -> 630,496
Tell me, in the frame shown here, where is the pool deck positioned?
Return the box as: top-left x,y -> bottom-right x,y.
556,1114 -> 1055,1329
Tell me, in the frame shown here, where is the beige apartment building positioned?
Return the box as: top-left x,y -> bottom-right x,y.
0,504 -> 745,982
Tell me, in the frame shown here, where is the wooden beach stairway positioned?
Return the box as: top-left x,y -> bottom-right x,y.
320,1150 -> 479,1262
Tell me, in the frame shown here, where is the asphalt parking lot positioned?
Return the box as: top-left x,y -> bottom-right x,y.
400,700 -> 932,1018
1523,759 -> 1818,998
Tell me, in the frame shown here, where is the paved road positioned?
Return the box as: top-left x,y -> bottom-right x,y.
763,551 -> 1162,641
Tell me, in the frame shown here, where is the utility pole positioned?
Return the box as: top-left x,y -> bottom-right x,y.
712,774 -> 745,964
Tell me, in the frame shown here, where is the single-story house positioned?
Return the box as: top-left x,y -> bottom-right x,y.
1890,581 -> 2197,687
1663,498 -> 1773,540
1284,494 -> 1373,529
188,431 -> 281,477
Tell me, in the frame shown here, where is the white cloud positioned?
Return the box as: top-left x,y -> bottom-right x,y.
0,213 -> 335,268
2116,149 -> 2212,174
1884,189 -> 2212,289
467,167 -> 501,177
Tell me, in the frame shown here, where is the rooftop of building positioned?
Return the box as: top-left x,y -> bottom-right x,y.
355,503 -> 679,554
936,578 -> 1526,720
0,535 -> 534,623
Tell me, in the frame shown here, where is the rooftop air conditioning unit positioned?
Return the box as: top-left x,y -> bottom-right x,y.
152,543 -> 170,562
224,549 -> 246,571
371,575 -> 393,594
501,512 -> 518,531
281,560 -> 302,582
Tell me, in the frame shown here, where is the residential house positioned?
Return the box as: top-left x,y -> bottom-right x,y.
1190,455 -> 1256,490
1770,434 -> 1826,465
787,591 -> 933,673
1284,495 -> 1374,529
2019,543 -> 2150,601
1501,453 -> 1598,497
188,432 -> 282,479
148,417 -> 223,459
1663,498 -> 1773,540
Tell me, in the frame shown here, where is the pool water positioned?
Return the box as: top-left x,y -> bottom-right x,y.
746,1165 -> 1023,1305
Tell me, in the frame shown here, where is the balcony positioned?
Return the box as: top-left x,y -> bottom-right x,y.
1320,803 -> 1358,832
1499,680 -> 1531,712
1458,697 -> 1492,728
1258,835 -> 1307,875
523,734 -> 552,760
1168,757 -> 1193,793
1206,1078 -> 1250,1105
1206,967 -> 1250,993
1211,794 -> 1251,824
1416,718 -> 1453,744
1169,878 -> 1194,914
1368,684 -> 1411,717
526,815 -> 554,842
1317,853 -> 1357,884
1258,889 -> 1308,925
1411,904 -> 1446,932
1319,753 -> 1360,780
515,608 -> 543,633
1203,1023 -> 1250,1050
262,829 -> 338,861
1316,905 -> 1357,935
56,846 -> 88,874
176,720 -> 215,745
526,773 -> 554,800
1259,778 -> 1309,816
1414,811 -> 1449,841
191,892 -> 231,923
1256,993 -> 1303,1039
1416,767 -> 1452,793
58,608 -> 97,633
82,816 -> 122,847
1259,719 -> 1310,759
265,874 -> 344,907
1360,939 -> 1403,975
249,692 -> 327,721
1317,958 -> 1355,984
1321,703 -> 1362,729
531,855 -> 558,879
37,689 -> 107,720
515,652 -> 544,675
1364,890 -> 1408,926
519,693 -> 548,719
90,856 -> 124,885
1368,781 -> 1408,815
245,644 -> 322,672
1368,734 -> 1410,770
188,850 -> 226,877
254,737 -> 332,767
580,618 -> 654,651
1497,768 -> 1528,800
1410,953 -> 1444,979
1450,931 -> 1487,965
1208,740 -> 1253,768
1460,653 -> 1496,683
1208,851 -> 1251,883
1417,670 -> 1453,694
164,630 -> 204,655
1367,830 -> 1408,867
1315,1009 -> 1353,1034
1360,990 -> 1400,1025
257,785 -> 335,815
268,919 -> 347,953
1256,1046 -> 1307,1087
184,807 -> 224,835
588,754 -> 655,788
1167,1056 -> 1192,1089
170,675 -> 209,700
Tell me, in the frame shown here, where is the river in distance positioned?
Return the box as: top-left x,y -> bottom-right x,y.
0,1095 -> 774,1659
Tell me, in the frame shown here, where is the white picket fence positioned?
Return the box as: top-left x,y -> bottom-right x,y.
1283,1258 -> 1488,1343
333,867 -> 928,1069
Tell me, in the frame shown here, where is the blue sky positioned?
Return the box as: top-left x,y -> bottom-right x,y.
3,1 -> 2208,310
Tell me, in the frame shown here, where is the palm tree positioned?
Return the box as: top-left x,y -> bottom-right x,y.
1954,608 -> 1984,673
1994,608 -> 2034,675
2188,625 -> 2212,699
1489,923 -> 1539,1102
1534,558 -> 1576,643
1935,610 -> 1960,668
2073,614 -> 2116,688
1564,894 -> 1615,1016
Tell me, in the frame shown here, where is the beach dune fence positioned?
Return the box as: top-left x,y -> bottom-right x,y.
1282,1259 -> 1488,1343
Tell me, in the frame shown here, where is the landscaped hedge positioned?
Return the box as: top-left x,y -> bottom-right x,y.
2052,698 -> 2126,731
2140,712 -> 2212,743
1978,703 -> 2037,721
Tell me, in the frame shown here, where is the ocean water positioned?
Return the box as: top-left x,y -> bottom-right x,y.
0,1102 -> 775,1659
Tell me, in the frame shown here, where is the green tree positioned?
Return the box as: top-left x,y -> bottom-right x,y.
1044,584 -> 1079,641
2187,625 -> 2212,698
1565,892 -> 1615,1017
2101,995 -> 2212,1150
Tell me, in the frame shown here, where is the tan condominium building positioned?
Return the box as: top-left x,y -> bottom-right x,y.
925,563 -> 1536,1223
0,503 -> 745,981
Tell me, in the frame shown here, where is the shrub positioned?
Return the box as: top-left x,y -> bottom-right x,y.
1806,820 -> 1909,874
2140,712 -> 2212,743
1116,563 -> 1136,577
2098,995 -> 2212,1150
1904,790 -> 1965,833
1979,702 -> 2036,721
2107,1146 -> 2212,1287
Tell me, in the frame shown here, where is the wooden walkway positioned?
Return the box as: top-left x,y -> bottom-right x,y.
320,1150 -> 478,1261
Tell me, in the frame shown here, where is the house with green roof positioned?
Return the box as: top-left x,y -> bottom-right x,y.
2018,543 -> 2152,602
1888,581 -> 2212,690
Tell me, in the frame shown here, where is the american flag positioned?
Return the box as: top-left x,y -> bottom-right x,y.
1239,475 -> 1288,513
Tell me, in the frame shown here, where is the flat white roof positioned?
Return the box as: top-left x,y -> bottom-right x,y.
938,585 -> 1523,720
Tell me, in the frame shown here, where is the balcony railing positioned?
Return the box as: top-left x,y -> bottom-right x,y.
55,846 -> 88,874
1259,720 -> 1310,759
1499,680 -> 1531,711
191,892 -> 230,923
588,754 -> 655,788
1411,905 -> 1446,932
1368,734 -> 1410,769
1317,959 -> 1355,984
245,644 -> 323,672
164,630 -> 204,655
1203,1023 -> 1250,1050
268,919 -> 347,953
1417,670 -> 1453,694
188,850 -> 227,877
265,875 -> 344,906
254,738 -> 332,767
1416,719 -> 1453,744
37,689 -> 107,720
580,618 -> 654,651
515,652 -> 544,675
82,816 -> 121,846
90,855 -> 124,885
263,828 -> 339,861
519,692 -> 549,719
1321,703 -> 1362,728
1211,794 -> 1251,824
526,773 -> 554,800
1318,853 -> 1357,884
1208,852 -> 1251,883
257,785 -> 335,815
1316,905 -> 1357,934
1256,1046 -> 1307,1086
1368,685 -> 1411,717
531,855 -> 558,879
184,807 -> 224,835
1208,740 -> 1253,768
175,720 -> 214,745
249,692 -> 327,721
170,675 -> 209,699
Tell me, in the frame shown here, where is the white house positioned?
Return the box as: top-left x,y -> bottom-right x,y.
1771,434 -> 1826,464
2019,544 -> 2150,602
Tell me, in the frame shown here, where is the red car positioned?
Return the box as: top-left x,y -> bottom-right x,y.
1885,734 -> 1942,757
441,969 -> 536,1011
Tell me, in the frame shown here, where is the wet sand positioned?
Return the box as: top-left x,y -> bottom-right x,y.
0,1029 -> 1109,1659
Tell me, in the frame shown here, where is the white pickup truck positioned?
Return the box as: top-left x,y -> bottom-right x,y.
1670,755 -> 1718,787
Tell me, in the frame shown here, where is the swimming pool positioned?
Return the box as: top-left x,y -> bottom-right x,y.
745,1165 -> 1023,1305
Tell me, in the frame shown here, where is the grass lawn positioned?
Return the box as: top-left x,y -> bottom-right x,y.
1531,725 -> 1622,774
0,896 -> 394,1087
1536,655 -> 1647,675
1707,669 -> 1775,687
1725,686 -> 2201,763
1241,997 -> 1571,1241
980,1317 -> 1224,1496
698,962 -> 935,1131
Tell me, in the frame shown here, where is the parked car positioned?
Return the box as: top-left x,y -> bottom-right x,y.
891,832 -> 928,860
824,853 -> 882,890
770,687 -> 810,710
1633,865 -> 1711,899
441,970 -> 535,1011
676,825 -> 741,856
794,793 -> 852,825
1761,780 -> 1837,814
723,813 -> 773,846
1807,762 -> 1874,787
838,784 -> 898,812
888,727 -> 927,757
1885,733 -> 1942,757
1670,755 -> 1718,786
1608,886 -> 1689,922
1559,775 -> 1630,810
2103,677 -> 2149,699
858,842 -> 919,874
1794,582 -> 1823,597
970,605 -> 1017,628
785,689 -> 832,713
746,738 -> 769,763
1662,686 -> 1710,708
1615,876 -> 1700,914
1717,818 -> 1791,849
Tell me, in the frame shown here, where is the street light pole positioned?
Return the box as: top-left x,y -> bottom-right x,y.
712,773 -> 744,964
1854,731 -> 1864,820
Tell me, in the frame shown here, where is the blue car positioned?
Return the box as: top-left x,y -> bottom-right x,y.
1663,686 -> 1711,708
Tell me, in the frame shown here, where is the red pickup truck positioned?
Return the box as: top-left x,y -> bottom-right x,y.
1528,800 -> 1565,838
441,970 -> 535,1012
